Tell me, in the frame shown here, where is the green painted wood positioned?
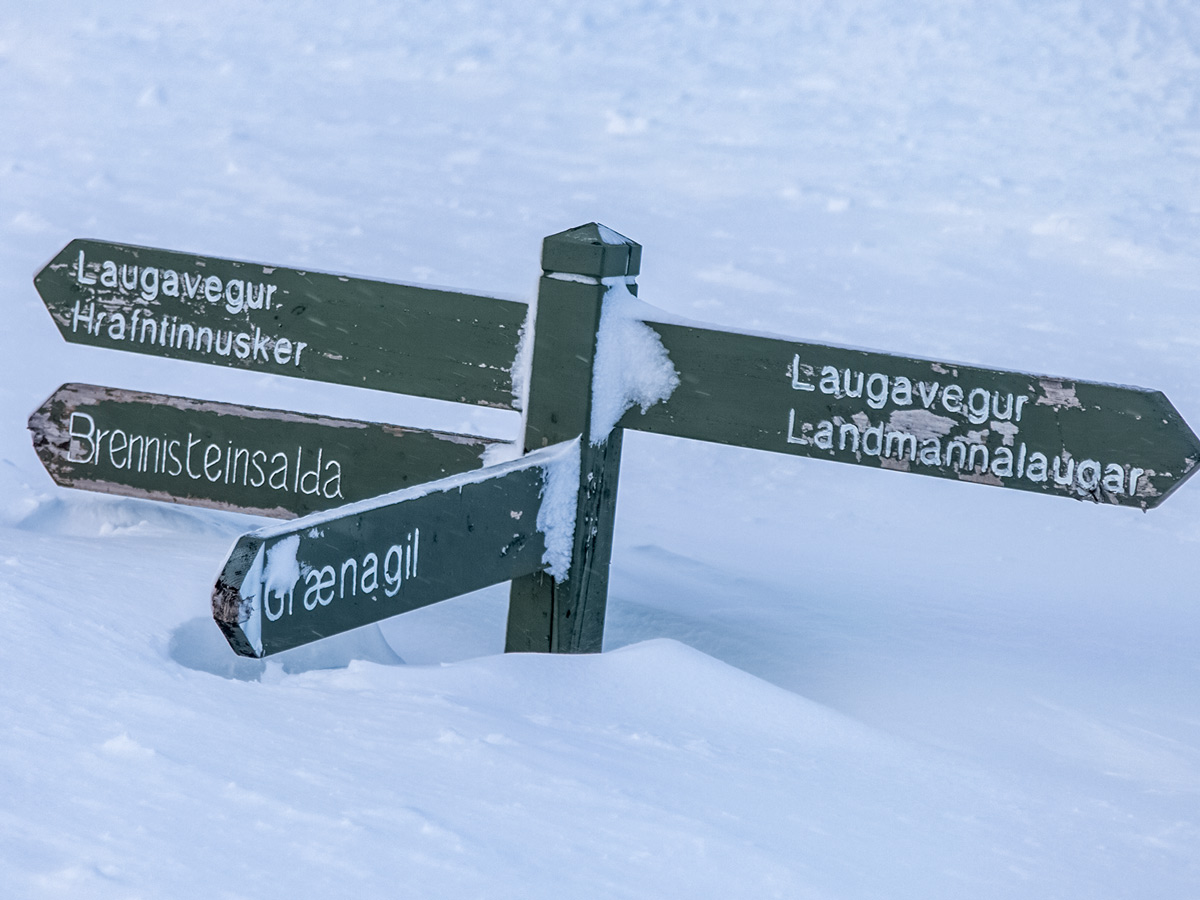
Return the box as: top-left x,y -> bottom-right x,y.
505,224 -> 638,654
28,383 -> 503,519
213,441 -> 579,658
621,323 -> 1200,509
35,239 -> 528,408
520,277 -> 606,450
539,222 -> 643,280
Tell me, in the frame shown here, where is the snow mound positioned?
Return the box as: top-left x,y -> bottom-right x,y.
170,616 -> 405,679
16,493 -> 247,539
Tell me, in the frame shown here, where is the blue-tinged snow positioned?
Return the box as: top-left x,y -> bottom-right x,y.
2,1 -> 1200,897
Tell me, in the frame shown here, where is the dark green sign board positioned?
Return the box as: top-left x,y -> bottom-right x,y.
35,239 -> 528,409
621,323 -> 1200,509
213,441 -> 578,657
29,383 -> 503,518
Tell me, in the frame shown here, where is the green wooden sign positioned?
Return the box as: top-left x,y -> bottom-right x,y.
28,383 -> 504,519
620,323 -> 1200,509
213,440 -> 579,657
35,239 -> 528,409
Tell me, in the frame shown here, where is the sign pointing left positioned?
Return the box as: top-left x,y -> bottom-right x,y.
29,383 -> 504,519
35,239 -> 528,408
212,440 -> 580,658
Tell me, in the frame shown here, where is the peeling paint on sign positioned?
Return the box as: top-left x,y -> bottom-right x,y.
620,320 -> 1200,509
1036,378 -> 1084,411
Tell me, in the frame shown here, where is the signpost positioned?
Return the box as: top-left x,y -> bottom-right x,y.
619,324 -> 1200,509
29,383 -> 504,518
212,440 -> 579,657
28,223 -> 1200,659
505,224 -> 637,654
35,239 -> 528,408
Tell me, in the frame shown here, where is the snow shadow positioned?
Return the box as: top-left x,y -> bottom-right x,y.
168,617 -> 265,681
16,492 -> 247,539
168,617 -> 405,680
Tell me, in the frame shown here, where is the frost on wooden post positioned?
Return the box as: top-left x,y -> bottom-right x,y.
509,301 -> 535,413
481,301 -> 536,468
595,223 -> 630,246
536,437 -> 581,580
589,280 -> 680,445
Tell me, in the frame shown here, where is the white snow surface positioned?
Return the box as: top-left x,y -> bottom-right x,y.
3,2 -> 1200,897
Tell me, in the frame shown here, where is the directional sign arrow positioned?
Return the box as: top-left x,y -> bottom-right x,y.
620,320 -> 1200,509
35,239 -> 528,408
29,384 -> 505,518
212,440 -> 580,657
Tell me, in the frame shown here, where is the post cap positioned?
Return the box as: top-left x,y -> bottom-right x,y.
541,223 -> 641,278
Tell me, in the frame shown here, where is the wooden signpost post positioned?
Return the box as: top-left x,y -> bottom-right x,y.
505,224 -> 638,654
28,224 -> 1200,660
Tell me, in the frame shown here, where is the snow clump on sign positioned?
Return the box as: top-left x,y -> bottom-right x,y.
589,280 -> 680,445
263,533 -> 302,597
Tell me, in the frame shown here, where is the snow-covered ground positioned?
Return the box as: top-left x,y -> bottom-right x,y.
3,2 -> 1200,896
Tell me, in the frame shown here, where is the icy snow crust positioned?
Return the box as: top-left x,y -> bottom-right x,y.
5,2 -> 1200,898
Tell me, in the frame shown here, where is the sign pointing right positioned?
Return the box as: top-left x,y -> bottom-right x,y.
621,322 -> 1200,509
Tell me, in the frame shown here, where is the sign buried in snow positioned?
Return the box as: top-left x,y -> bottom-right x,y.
618,325 -> 1200,509
212,440 -> 579,658
29,222 -> 1200,658
28,383 -> 503,519
34,239 -> 527,409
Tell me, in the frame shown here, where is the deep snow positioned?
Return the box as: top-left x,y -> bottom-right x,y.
3,1 -> 1200,897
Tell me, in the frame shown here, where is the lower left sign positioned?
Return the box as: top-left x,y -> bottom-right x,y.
212,440 -> 580,657
29,383 -> 504,518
